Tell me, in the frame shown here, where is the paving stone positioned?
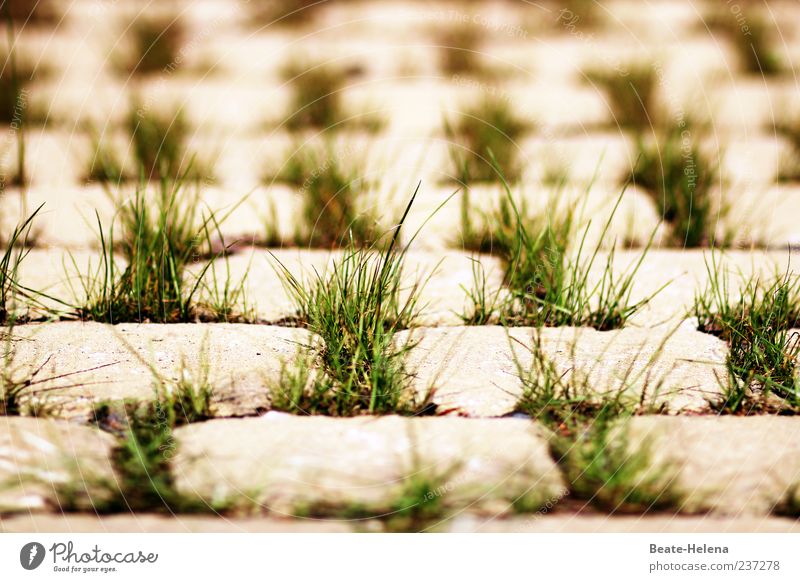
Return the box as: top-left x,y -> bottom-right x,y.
398,324 -> 727,417
626,416 -> 800,517
0,417 -> 116,513
172,414 -> 564,515
5,323 -> 311,421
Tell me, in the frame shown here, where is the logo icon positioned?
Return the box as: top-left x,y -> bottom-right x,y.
20,542 -> 46,570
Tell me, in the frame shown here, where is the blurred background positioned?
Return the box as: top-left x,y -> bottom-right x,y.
2,0 -> 800,251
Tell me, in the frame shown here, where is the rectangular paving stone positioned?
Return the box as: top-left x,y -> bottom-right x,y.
172,414 -> 564,516
398,324 -> 728,417
0,417 -> 116,513
626,416 -> 800,517
5,322 -> 311,421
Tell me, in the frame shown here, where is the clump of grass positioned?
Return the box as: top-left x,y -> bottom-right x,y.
446,96 -> 528,183
707,10 -> 782,76
84,129 -> 130,184
554,423 -> 685,513
514,332 -> 639,434
70,173 -> 243,323
134,335 -> 216,426
552,0 -> 602,29
87,400 -> 214,513
514,330 -> 684,513
630,126 -> 721,247
78,345 -> 223,513
0,50 -> 36,125
436,24 -> 483,76
586,64 -> 658,130
693,256 -> 800,413
126,104 -> 213,182
283,62 -> 348,131
461,175 -> 662,330
1,205 -> 42,323
293,460 -> 464,532
270,142 -> 378,248
460,257 -> 503,326
120,15 -> 184,76
271,187 -> 435,416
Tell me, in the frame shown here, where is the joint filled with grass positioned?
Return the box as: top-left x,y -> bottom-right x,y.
586,64 -> 658,130
461,171 -> 662,330
694,256 -> 800,413
119,15 -> 185,77
513,330 -> 685,514
270,185 -> 436,416
629,126 -> 722,248
1,205 -> 43,323
552,421 -> 686,514
282,61 -> 379,132
70,173 -> 246,323
446,96 -> 528,184
268,142 -> 379,248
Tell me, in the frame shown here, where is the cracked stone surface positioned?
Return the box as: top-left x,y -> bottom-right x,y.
0,417 -> 116,513
5,323 -> 312,421
172,413 -> 564,514
399,324 -> 728,417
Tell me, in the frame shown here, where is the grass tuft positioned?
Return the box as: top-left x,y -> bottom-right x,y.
79,343 -> 223,513
126,104 -> 213,182
1,205 -> 42,323
446,96 -> 527,183
514,330 -> 684,514
461,173 -> 662,330
553,422 -> 685,513
629,126 -> 721,247
436,23 -> 483,76
514,332 -> 639,434
121,15 -> 184,76
773,483 -> 800,517
270,142 -> 378,248
270,186 -> 435,416
586,64 -> 658,130
70,173 -> 245,323
282,61 -> 379,132
708,10 -> 782,76
693,255 -> 800,413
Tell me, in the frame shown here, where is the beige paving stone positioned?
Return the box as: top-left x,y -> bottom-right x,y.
199,247 -> 505,326
11,244 -> 795,330
592,248 -> 795,328
398,324 -> 727,417
0,417 -> 116,513
627,416 -> 800,517
0,185 -> 115,249
4,323 -> 311,421
172,414 -> 564,515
